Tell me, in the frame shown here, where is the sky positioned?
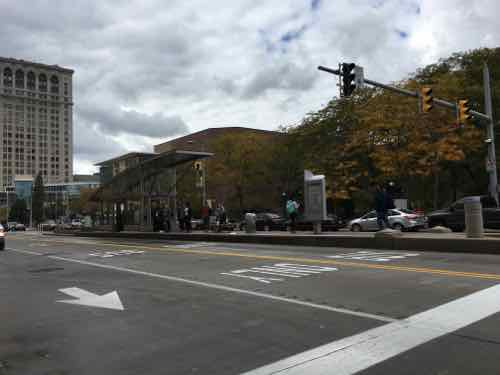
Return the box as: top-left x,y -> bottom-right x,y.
1,0 -> 499,174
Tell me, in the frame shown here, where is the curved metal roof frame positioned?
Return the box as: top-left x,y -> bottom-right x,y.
93,150 -> 213,199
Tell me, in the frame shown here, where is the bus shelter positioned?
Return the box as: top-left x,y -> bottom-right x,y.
92,150 -> 212,232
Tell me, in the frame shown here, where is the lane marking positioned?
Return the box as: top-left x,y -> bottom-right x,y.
103,242 -> 500,281
222,263 -> 338,284
169,242 -> 219,249
88,249 -> 145,258
11,238 -> 500,281
58,287 -> 124,311
242,283 -> 500,375
7,248 -> 395,323
327,250 -> 420,262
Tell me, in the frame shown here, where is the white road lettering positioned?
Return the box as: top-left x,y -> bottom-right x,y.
169,242 -> 217,249
89,250 -> 145,258
219,272 -> 283,284
221,263 -> 337,284
9,248 -> 394,322
327,251 -> 420,262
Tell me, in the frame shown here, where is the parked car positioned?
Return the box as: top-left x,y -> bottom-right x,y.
71,219 -> 83,229
41,220 -> 57,231
284,214 -> 344,232
427,196 -> 500,231
348,209 -> 427,232
239,212 -> 287,231
190,218 -> 203,230
6,222 -> 26,231
15,223 -> 26,231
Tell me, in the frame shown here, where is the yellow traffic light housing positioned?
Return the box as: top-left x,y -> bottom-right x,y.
420,87 -> 433,113
458,99 -> 472,124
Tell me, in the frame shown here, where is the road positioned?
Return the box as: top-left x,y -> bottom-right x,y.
1,232 -> 500,374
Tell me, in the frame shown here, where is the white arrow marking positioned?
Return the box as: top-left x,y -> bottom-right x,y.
57,287 -> 124,311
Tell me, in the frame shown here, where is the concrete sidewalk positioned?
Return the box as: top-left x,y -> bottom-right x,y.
50,229 -> 500,254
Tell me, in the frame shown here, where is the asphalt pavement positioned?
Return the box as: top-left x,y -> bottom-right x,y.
1,232 -> 500,374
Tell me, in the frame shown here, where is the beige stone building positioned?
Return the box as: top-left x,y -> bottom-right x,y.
0,57 -> 74,190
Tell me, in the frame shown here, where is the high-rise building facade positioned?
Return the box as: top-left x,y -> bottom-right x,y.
0,57 -> 74,191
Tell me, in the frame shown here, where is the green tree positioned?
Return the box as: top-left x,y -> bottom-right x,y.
32,173 -> 45,225
9,199 -> 28,224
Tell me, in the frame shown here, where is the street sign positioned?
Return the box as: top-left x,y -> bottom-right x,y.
304,170 -> 327,222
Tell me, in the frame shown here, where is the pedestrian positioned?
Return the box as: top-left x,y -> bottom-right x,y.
286,198 -> 299,233
374,185 -> 390,230
201,204 -> 209,232
177,204 -> 185,231
184,202 -> 192,233
217,204 -> 227,232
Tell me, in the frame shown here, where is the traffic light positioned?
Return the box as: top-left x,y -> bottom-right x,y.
420,87 -> 433,113
458,99 -> 472,124
341,63 -> 356,97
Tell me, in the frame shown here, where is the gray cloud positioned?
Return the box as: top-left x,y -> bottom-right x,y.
243,62 -> 317,99
77,104 -> 188,138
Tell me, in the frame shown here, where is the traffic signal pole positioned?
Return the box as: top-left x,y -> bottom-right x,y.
318,64 -> 498,204
483,63 -> 498,204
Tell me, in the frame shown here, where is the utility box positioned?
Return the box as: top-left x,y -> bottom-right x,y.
304,170 -> 327,227
464,196 -> 484,238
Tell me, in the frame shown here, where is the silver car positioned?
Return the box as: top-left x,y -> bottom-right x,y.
348,209 -> 427,232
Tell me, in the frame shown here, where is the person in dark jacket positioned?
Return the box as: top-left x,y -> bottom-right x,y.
374,185 -> 389,230
184,202 -> 192,233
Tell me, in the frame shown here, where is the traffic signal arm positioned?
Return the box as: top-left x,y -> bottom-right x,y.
318,65 -> 491,122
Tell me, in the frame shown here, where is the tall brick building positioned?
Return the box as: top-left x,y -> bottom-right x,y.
0,57 -> 74,190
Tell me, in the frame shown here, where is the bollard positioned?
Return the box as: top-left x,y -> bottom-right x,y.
464,196 -> 484,238
245,213 -> 256,234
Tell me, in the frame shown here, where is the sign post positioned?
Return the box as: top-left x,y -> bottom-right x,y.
304,170 -> 327,234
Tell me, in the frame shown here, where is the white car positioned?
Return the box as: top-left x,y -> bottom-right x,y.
71,220 -> 83,228
348,209 -> 427,232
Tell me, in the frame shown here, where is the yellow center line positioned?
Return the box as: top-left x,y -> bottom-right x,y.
17,236 -> 500,281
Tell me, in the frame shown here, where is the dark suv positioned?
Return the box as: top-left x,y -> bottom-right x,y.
427,195 -> 500,231
240,212 -> 287,231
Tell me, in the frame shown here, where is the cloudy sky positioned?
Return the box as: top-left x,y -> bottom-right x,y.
1,0 -> 499,174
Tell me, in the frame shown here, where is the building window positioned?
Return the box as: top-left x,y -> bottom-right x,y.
15,69 -> 25,89
27,71 -> 36,90
3,68 -> 13,87
50,75 -> 59,94
39,73 -> 47,92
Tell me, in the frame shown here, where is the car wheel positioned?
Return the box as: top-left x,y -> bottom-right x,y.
432,220 -> 447,228
351,224 -> 362,232
393,223 -> 404,231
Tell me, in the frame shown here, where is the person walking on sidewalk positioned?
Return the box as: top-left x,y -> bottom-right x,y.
184,202 -> 192,233
374,185 -> 389,230
286,198 -> 299,233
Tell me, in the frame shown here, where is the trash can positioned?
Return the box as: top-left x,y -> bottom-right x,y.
245,213 -> 256,234
464,196 -> 484,238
